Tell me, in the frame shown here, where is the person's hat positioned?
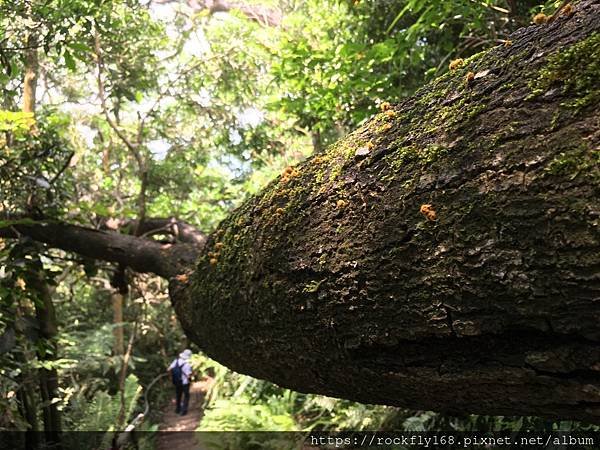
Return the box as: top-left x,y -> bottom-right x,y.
179,349 -> 192,359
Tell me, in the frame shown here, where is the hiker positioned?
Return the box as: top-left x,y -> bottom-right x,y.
167,349 -> 193,415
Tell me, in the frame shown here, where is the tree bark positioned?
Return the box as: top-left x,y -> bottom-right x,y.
15,364 -> 40,450
177,1 -> 600,423
3,0 -> 600,423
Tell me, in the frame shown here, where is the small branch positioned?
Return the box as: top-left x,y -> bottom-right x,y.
0,44 -> 43,52
94,28 -> 149,235
48,151 -> 74,185
137,58 -> 206,132
93,30 -> 140,161
128,217 -> 207,245
134,171 -> 148,236
467,0 -> 510,14
116,302 -> 139,429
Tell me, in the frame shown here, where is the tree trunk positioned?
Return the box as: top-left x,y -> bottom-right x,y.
175,2 -> 600,423
3,0 -> 600,423
112,292 -> 125,355
14,303 -> 40,445
22,40 -> 38,114
21,27 -> 63,446
30,270 -> 62,449
110,267 -> 128,356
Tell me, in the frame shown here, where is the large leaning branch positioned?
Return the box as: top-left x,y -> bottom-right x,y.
175,0 -> 600,423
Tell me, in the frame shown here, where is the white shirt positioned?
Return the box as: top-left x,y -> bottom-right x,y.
168,358 -> 192,385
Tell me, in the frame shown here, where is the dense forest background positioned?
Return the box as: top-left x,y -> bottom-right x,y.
1,0 -> 598,448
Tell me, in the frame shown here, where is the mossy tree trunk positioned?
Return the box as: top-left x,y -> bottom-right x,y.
3,0 -> 600,423
175,1 -> 600,423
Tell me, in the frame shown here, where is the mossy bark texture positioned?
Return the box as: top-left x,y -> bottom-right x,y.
174,0 -> 600,422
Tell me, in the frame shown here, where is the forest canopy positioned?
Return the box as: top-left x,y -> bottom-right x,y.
1,0 -> 599,448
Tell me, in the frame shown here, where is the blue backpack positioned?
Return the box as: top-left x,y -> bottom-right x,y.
171,361 -> 183,386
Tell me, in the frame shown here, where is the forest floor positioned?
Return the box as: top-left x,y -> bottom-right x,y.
155,377 -> 214,450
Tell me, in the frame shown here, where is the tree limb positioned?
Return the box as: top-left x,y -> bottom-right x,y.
0,221 -> 203,279
177,0 -> 600,422
101,216 -> 208,245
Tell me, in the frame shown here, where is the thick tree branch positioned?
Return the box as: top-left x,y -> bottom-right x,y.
126,217 -> 207,245
0,221 -> 203,279
176,0 -> 600,423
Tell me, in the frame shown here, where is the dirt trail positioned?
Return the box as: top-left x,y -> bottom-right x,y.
155,378 -> 213,450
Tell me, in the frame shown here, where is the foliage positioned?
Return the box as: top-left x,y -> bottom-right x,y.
0,0 -> 594,441
201,397 -> 300,431
0,110 -> 75,217
269,0 -> 562,148
62,373 -> 157,450
0,0 -> 98,93
68,373 -> 141,431
0,110 -> 35,134
193,353 -> 400,437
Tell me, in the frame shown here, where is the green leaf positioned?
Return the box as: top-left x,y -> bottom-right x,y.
67,41 -> 92,54
64,51 -> 76,71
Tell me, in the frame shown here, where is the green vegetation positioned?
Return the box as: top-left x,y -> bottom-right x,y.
1,0 -> 598,447
190,354 -> 597,450
545,144 -> 600,180
530,33 -> 600,109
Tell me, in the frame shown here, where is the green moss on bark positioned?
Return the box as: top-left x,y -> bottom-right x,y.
545,144 -> 600,180
529,33 -> 600,109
